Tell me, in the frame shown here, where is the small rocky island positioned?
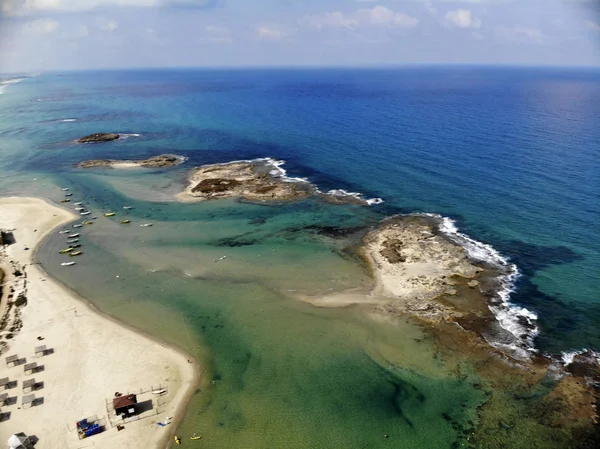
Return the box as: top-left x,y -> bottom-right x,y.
77,133 -> 120,143
77,154 -> 187,169
179,160 -> 315,202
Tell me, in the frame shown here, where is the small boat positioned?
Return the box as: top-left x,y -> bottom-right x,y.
140,223 -> 153,227
80,211 -> 91,216
82,221 -> 93,225
104,212 -> 116,217
73,224 -> 82,229
65,193 -> 73,197
61,262 -> 75,266
59,230 -> 70,234
61,199 -> 71,203
68,233 -> 80,238
120,220 -> 131,224
70,251 -> 83,257
59,248 -> 74,254
69,244 -> 81,249
174,436 -> 181,445
123,206 -> 133,210
75,207 -> 85,211
67,239 -> 79,244
74,202 -> 83,206
152,388 -> 166,395
61,188 -> 69,191
190,434 -> 202,440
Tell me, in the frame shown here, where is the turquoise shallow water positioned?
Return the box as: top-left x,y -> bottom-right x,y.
1,67 -> 599,447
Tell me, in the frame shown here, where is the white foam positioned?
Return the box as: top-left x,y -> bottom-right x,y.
560,349 -> 600,366
0,77 -> 24,95
119,133 -> 141,139
326,189 -> 384,206
416,213 -> 539,356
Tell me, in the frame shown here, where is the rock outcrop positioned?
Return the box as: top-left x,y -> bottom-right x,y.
77,133 -> 120,143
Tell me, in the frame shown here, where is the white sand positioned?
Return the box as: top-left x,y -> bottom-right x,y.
0,197 -> 197,449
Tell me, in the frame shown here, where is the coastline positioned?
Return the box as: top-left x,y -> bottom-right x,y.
0,196 -> 199,449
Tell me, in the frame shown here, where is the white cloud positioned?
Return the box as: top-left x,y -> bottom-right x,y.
1,0 -> 212,16
256,25 -> 287,41
205,25 -> 232,44
445,9 -> 482,29
585,20 -> 600,32
304,6 -> 418,30
101,20 -> 119,31
495,24 -> 543,43
22,18 -> 60,35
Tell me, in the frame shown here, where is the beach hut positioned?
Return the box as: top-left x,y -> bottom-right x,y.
113,394 -> 138,417
7,433 -> 33,449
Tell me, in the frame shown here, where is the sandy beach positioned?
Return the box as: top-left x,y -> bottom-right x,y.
0,197 -> 197,449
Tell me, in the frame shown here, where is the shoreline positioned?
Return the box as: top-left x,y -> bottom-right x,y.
0,196 -> 200,449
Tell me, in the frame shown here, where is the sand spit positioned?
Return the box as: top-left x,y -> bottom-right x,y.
0,197 -> 197,449
77,154 -> 187,169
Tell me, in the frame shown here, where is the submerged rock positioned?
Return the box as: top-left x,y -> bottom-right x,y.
77,133 -> 120,143
77,154 -> 187,169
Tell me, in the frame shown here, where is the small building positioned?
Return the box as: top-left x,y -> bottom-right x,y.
113,394 -> 137,417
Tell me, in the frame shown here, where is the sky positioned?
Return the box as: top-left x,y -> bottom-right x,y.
0,0 -> 599,72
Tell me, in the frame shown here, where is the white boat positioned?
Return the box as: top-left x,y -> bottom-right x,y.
67,239 -> 79,244
61,262 -> 75,266
68,233 -> 80,238
75,207 -> 85,211
152,388 -> 167,395
65,193 -> 73,197
123,206 -> 133,210
61,188 -> 69,191
73,224 -> 82,228
59,230 -> 70,234
74,202 -> 83,206
80,211 -> 91,216
140,223 -> 153,227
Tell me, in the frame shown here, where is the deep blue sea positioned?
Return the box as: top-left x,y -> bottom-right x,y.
1,66 -> 599,447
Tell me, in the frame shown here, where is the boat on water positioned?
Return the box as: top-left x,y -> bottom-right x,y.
67,239 -> 79,244
69,244 -> 82,249
80,211 -> 91,216
191,433 -> 202,440
74,202 -> 83,205
59,230 -> 70,234
68,233 -> 80,238
59,248 -> 74,254
61,188 -> 69,191
73,224 -> 82,228
60,199 -> 71,203
174,436 -> 181,445
70,251 -> 83,257
82,221 -> 93,225
123,206 -> 133,209
65,193 -> 73,197
140,223 -> 153,227
75,207 -> 85,211
104,212 -> 116,217
61,262 -> 75,266
120,220 -> 131,224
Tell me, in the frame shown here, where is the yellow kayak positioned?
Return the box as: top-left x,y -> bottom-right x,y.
174,436 -> 181,445
59,248 -> 74,254
120,219 -> 131,224
191,433 -> 202,440
70,251 -> 83,256
104,212 -> 115,217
